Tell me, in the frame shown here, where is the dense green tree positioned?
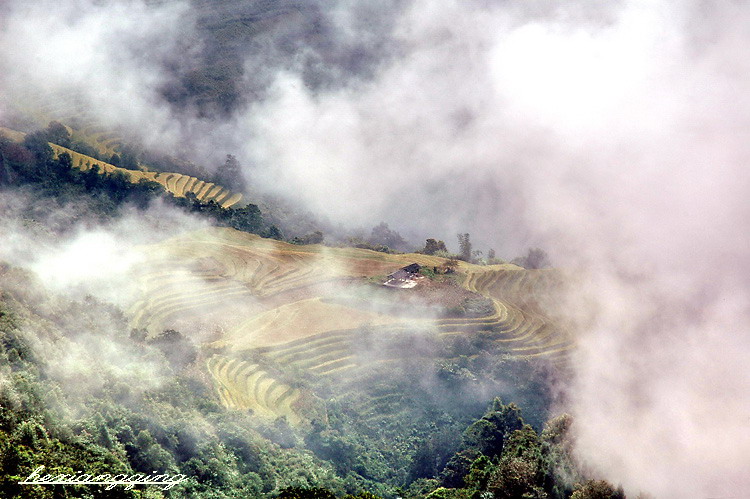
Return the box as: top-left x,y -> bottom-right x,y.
344,493 -> 383,499
440,449 -> 479,488
56,152 -> 73,175
0,135 -> 33,184
487,456 -> 545,499
22,131 -> 54,170
369,222 -> 407,251
424,487 -> 474,498
215,154 -> 246,192
571,480 -> 626,499
409,429 -> 461,481
291,231 -> 324,245
423,239 -> 448,255
118,145 -> 140,169
461,399 -> 524,458
267,225 -> 284,240
305,428 -> 360,475
130,429 -> 176,473
347,237 -> 393,253
44,121 -> 71,148
149,329 -> 197,372
69,140 -> 102,160
457,234 -> 472,262
464,454 -> 491,490
277,486 -> 336,499
512,248 -> 551,269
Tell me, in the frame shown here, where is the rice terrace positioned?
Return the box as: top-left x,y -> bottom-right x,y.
130,227 -> 574,426
0,112 -> 582,498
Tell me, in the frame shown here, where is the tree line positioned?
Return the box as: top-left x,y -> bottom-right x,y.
0,125 -> 281,239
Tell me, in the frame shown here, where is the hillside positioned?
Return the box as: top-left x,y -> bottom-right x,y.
0,263 -> 381,497
128,227 -> 573,427
0,254 -> 586,497
0,126 -> 243,208
0,119 -> 581,497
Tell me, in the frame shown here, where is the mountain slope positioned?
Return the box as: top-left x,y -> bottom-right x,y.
0,126 -> 243,208
128,227 -> 574,425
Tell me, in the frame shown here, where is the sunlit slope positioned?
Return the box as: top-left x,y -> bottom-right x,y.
0,126 -> 26,142
130,228 -> 574,423
48,144 -> 243,208
129,227 -> 454,336
207,355 -> 303,424
0,127 -> 242,208
221,297 -> 405,348
463,268 -> 573,360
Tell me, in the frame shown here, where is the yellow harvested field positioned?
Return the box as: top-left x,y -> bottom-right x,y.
204,185 -> 224,201
206,355 -> 302,424
174,175 -> 190,196
132,229 -> 571,352
45,145 -> 244,208
221,193 -> 243,208
196,181 -> 214,199
223,297 -> 410,349
128,227 -> 576,424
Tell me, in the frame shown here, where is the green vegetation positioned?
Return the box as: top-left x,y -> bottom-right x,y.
292,231 -> 325,245
457,234 -> 472,263
368,223 -> 408,252
0,126 -> 280,238
512,248 -> 552,270
0,266 -> 360,498
0,262 -> 584,498
422,239 -> 448,256
0,129 -> 161,216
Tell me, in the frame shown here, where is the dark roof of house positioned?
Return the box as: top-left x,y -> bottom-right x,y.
388,269 -> 411,280
387,263 -> 421,280
401,263 -> 421,274
383,264 -> 424,289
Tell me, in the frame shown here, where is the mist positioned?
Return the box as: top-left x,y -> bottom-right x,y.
0,191 -> 209,307
0,194 -> 208,423
2,0 -> 750,497
242,3 -> 750,494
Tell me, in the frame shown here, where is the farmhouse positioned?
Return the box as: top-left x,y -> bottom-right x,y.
383,263 -> 422,288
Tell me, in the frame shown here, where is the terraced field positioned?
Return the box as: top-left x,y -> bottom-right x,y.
0,118 -> 574,419
207,355 -> 303,424
462,268 -> 573,364
0,127 -> 242,208
3,115 -> 573,418
49,143 -> 243,208
128,227 -> 574,424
